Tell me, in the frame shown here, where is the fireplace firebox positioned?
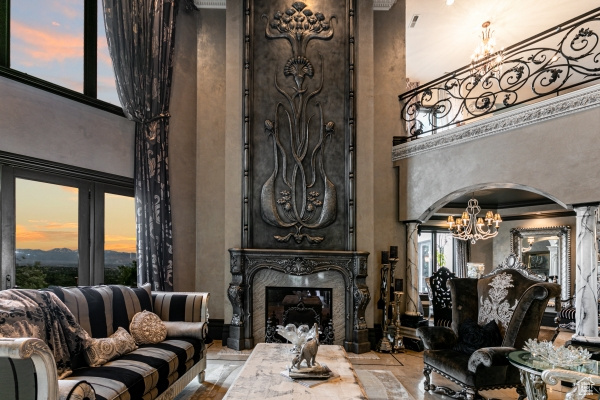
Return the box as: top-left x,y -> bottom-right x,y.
265,286 -> 333,343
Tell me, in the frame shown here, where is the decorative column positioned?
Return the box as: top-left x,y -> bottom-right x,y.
405,222 -> 420,316
547,240 -> 559,278
574,205 -> 599,338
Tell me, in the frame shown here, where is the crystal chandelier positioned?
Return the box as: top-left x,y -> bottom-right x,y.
446,198 -> 502,244
470,21 -> 504,80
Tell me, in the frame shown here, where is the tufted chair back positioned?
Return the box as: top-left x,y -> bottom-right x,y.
449,254 -> 561,350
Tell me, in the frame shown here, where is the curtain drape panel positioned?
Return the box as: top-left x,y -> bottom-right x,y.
453,239 -> 470,278
103,0 -> 178,291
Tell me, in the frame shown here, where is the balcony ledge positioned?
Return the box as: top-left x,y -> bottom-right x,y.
392,84 -> 600,161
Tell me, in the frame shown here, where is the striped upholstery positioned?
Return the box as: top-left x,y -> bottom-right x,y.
152,292 -> 209,323
110,285 -> 153,333
0,357 -> 37,400
65,338 -> 203,400
46,285 -> 115,338
45,284 -> 153,338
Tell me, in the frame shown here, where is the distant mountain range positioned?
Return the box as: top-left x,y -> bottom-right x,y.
16,248 -> 136,268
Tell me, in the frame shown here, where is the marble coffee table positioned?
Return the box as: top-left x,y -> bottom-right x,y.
223,343 -> 367,399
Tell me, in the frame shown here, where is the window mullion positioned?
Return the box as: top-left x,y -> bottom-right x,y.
0,0 -> 9,67
0,165 -> 15,289
83,0 -> 97,98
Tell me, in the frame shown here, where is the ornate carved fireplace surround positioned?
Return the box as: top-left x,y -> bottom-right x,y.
227,249 -> 371,353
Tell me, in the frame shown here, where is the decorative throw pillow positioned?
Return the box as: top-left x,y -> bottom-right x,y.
129,310 -> 167,345
453,318 -> 503,355
85,327 -> 138,367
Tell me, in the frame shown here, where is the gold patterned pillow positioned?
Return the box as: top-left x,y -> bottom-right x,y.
129,310 -> 167,345
85,327 -> 137,367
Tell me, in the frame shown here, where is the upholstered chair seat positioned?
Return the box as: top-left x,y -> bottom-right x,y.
417,254 -> 561,400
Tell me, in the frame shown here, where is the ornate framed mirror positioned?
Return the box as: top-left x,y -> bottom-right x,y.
510,226 -> 571,301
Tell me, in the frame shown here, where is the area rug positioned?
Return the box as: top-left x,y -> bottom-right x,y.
356,370 -> 416,400
214,346 -> 253,361
175,363 -> 243,400
346,350 -> 380,360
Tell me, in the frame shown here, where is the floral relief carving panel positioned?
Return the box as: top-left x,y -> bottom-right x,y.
247,0 -> 354,250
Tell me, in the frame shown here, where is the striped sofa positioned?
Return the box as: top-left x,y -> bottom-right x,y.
0,284 -> 209,400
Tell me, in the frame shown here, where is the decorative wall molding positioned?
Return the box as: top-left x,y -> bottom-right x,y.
373,0 -> 397,10
192,0 -> 394,11
392,85 -> 600,161
193,0 -> 226,9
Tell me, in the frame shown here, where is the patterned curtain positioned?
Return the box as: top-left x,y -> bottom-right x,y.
102,0 -> 178,290
454,239 -> 470,278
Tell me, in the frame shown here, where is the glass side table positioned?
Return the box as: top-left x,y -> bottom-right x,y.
508,350 -> 600,400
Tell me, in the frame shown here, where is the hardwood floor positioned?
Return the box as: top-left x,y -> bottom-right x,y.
175,331 -> 596,399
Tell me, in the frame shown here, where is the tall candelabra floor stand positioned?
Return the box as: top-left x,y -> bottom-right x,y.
376,255 -> 393,353
393,291 -> 405,353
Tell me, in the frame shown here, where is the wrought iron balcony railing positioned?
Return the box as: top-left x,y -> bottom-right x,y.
398,7 -> 600,144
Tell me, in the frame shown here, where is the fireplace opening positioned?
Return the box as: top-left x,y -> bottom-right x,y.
265,286 -> 333,344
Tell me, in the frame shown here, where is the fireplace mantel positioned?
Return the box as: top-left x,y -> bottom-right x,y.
227,248 -> 371,353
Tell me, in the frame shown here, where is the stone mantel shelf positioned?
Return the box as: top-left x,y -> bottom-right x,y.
193,0 -> 397,10
392,84 -> 600,161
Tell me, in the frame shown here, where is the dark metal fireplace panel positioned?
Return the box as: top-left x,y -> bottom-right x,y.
242,0 -> 356,251
227,248 -> 370,353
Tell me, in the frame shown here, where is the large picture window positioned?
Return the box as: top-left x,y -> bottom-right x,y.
1,0 -> 121,110
418,229 -> 455,293
0,157 -> 134,290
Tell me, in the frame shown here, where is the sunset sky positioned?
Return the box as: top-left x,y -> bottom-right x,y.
10,0 -> 120,105
15,179 -> 136,253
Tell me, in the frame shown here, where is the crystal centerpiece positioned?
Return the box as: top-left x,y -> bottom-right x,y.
524,338 -> 592,367
276,323 -> 319,353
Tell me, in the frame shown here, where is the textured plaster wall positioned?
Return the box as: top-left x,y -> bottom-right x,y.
196,9 -> 227,318
356,0 -> 407,325
396,106 -> 600,222
0,76 -> 134,176
170,9 -> 199,292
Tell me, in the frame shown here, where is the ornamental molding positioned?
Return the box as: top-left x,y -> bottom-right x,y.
373,0 -> 397,10
392,84 -> 600,161
192,1 -> 394,11
193,0 -> 226,9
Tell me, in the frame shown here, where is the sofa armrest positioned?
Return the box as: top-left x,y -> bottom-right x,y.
416,326 -> 458,350
467,346 -> 516,373
58,380 -> 96,400
163,321 -> 208,341
152,292 -> 210,323
0,337 -> 59,400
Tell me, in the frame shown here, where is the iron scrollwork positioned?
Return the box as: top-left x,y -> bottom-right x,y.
260,2 -> 338,245
399,10 -> 600,141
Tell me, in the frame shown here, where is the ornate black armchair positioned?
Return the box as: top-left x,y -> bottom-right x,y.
428,266 -> 456,327
416,254 -> 561,400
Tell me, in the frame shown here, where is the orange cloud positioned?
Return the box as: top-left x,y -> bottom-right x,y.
11,21 -> 83,63
52,0 -> 81,20
105,234 -> 136,253
16,224 -> 78,249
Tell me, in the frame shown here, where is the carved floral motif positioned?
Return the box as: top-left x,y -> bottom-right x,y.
260,2 -> 337,244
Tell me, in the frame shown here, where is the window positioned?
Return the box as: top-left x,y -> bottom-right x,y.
0,157 -> 134,289
103,191 -> 136,285
1,0 -> 121,111
15,178 -> 82,288
10,1 -> 84,92
418,229 -> 455,293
